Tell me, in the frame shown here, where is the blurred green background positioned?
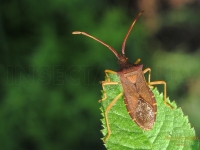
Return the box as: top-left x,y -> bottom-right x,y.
0,0 -> 200,149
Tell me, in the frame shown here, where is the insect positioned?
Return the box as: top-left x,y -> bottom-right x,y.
72,11 -> 173,142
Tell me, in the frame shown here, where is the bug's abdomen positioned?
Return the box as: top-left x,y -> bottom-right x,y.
134,97 -> 155,129
124,95 -> 156,130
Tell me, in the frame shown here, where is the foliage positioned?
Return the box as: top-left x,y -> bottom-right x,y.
100,73 -> 199,149
0,0 -> 200,150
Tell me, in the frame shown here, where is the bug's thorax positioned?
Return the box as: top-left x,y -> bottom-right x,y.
117,54 -> 143,73
116,55 -> 144,97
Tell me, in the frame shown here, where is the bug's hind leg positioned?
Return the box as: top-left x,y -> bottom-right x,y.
99,69 -> 123,142
103,92 -> 123,143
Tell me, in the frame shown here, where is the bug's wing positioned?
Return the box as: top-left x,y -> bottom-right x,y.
134,71 -> 157,129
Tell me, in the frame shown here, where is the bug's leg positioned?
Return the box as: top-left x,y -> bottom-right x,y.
99,70 -> 120,102
148,81 -> 174,109
143,68 -> 173,109
134,58 -> 141,64
143,68 -> 151,84
99,81 -> 120,102
103,92 -> 123,143
104,69 -> 117,82
99,69 -> 122,142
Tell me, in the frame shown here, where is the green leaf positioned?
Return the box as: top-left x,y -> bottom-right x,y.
100,72 -> 199,150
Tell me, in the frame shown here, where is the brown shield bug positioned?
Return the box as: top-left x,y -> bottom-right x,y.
72,11 -> 173,142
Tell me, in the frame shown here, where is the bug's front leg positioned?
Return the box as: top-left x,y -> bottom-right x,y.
134,58 -> 141,64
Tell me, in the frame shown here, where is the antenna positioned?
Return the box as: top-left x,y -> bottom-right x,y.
72,11 -> 144,59
121,10 -> 144,55
72,31 -> 119,59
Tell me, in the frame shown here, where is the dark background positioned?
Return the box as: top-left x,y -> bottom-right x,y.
0,0 -> 200,149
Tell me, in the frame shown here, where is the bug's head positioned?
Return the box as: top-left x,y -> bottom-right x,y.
117,54 -> 132,70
